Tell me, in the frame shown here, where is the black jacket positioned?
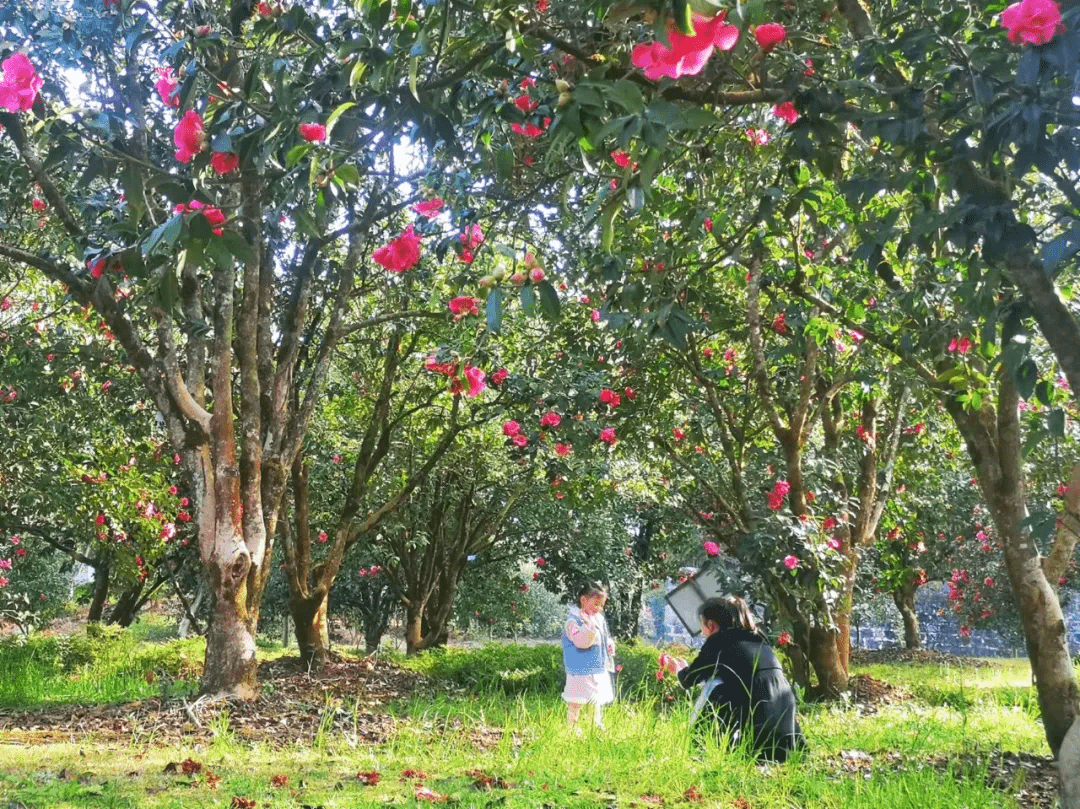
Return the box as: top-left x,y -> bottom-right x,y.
677,628 -> 806,760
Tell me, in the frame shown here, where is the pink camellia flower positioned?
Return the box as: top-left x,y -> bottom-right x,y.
502,420 -> 521,437
0,577 -> 8,589
555,442 -> 572,456
31,198 -> 46,211
754,23 -> 787,50
464,364 -> 486,398
373,225 -> 422,272
827,537 -> 841,550
298,122 -> 327,142
448,296 -> 480,317
536,0 -> 548,11
154,68 -> 180,108
413,198 -> 444,218
210,152 -> 239,174
173,110 -> 206,163
746,128 -> 771,146
703,540 -> 720,556
318,530 -> 328,543
768,480 -> 791,511
783,554 -> 799,570
540,411 -> 561,428
772,101 -> 799,124
591,309 -> 601,323
160,522 -> 177,540
512,433 -> 529,447
0,54 -> 44,112
611,150 -> 630,168
599,427 -> 617,445
1001,0 -> 1065,46
631,12 -> 740,81
529,267 -> 545,283
458,223 -> 485,263
777,631 -> 792,646
673,427 -> 686,441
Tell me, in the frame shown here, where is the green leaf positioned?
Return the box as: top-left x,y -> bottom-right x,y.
335,164 -> 361,186
221,230 -> 258,265
286,143 -> 312,169
142,212 -> 184,257
638,148 -> 662,191
496,144 -> 515,184
1049,408 -> 1065,437
408,55 -> 420,101
536,280 -> 561,322
600,196 -> 624,253
1013,358 -> 1038,401
520,283 -> 535,315
326,101 -> 357,133
486,287 -> 503,333
626,183 -> 645,214
672,0 -> 694,35
158,267 -> 180,315
210,132 -> 233,153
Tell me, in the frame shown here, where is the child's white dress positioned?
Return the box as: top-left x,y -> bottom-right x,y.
561,607 -> 616,705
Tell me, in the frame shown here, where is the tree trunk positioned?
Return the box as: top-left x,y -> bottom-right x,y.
405,601 -> 425,655
1061,718 -> 1080,809
106,579 -> 145,627
201,560 -> 258,699
178,578 -> 207,639
945,383 -> 1079,756
806,625 -> 848,698
996,509 -> 1077,756
895,588 -> 921,650
291,592 -> 331,668
87,562 -> 109,623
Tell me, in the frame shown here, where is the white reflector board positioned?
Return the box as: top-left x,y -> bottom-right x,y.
664,567 -> 726,636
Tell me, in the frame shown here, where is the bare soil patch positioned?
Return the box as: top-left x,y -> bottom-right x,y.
0,654 -> 428,747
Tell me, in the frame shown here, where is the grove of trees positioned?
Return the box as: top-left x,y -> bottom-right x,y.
1,0 -> 1079,797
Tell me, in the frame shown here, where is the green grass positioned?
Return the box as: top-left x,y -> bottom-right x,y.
0,637 -> 1054,808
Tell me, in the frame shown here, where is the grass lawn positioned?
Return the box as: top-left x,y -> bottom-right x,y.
0,628 -> 1062,808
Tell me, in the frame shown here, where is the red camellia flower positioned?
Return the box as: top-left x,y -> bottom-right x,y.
513,94 -> 538,113
555,442 -> 571,456
210,152 -> 239,174
512,433 -> 528,447
373,225 -> 422,272
754,22 -> 787,50
703,540 -> 720,556
318,531 -> 328,543
611,150 -> 631,168
772,101 -> 799,125
783,554 -> 799,570
502,420 -> 521,437
0,54 -> 44,112
777,631 -> 792,646
413,198 -> 444,218
511,121 -> 546,138
1001,0 -> 1065,45
490,367 -> 509,385
173,110 -> 206,163
631,12 -> 740,81
298,122 -> 327,142
175,200 -> 226,235
154,68 -> 180,108
599,427 -> 617,445
31,198 -> 46,211
448,296 -> 480,317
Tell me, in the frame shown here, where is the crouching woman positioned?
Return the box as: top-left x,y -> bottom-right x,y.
664,597 -> 807,762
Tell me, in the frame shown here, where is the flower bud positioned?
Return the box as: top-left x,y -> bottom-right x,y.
555,79 -> 571,93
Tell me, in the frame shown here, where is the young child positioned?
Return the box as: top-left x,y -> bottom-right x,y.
561,581 -> 616,730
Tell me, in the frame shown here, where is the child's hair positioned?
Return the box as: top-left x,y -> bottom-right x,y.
699,596 -> 758,633
576,580 -> 608,601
